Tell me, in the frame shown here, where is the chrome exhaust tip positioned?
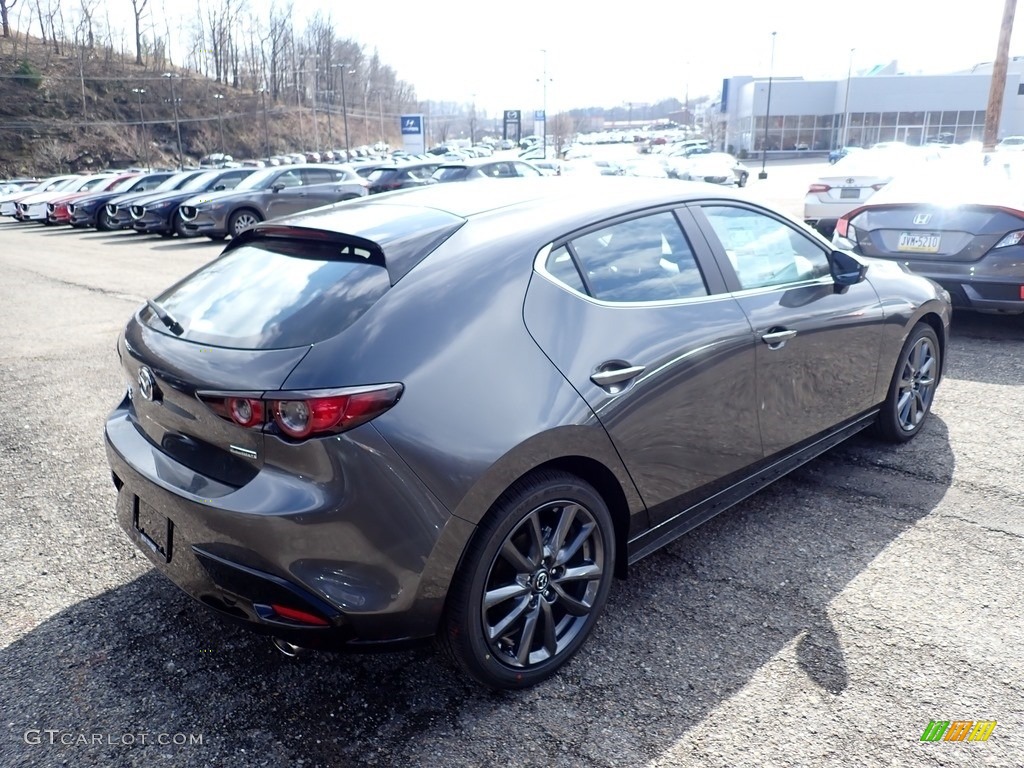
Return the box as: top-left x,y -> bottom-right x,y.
271,637 -> 311,658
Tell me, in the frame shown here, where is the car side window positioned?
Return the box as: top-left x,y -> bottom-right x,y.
514,163 -> 542,177
544,246 -> 586,294
302,169 -> 334,186
701,206 -> 831,290
568,212 -> 708,302
276,170 -> 303,188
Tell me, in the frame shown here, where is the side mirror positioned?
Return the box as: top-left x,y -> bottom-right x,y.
271,182 -> 285,193
830,249 -> 868,287
213,184 -> 226,191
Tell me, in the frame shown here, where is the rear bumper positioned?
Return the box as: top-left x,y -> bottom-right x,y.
860,252 -> 1024,313
104,398 -> 473,649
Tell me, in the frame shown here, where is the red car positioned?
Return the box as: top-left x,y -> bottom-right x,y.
47,173 -> 139,226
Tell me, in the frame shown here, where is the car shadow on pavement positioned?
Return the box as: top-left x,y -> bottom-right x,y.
148,239 -> 227,251
0,419 -> 953,767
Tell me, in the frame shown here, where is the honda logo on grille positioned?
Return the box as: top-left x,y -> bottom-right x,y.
913,214 -> 932,225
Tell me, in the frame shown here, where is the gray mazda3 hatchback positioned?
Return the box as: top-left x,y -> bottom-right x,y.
105,177 -> 951,689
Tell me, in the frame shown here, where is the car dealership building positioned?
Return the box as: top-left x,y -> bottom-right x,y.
715,58 -> 1024,154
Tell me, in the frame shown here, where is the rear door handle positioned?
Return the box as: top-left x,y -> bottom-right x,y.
591,364 -> 646,388
761,329 -> 798,349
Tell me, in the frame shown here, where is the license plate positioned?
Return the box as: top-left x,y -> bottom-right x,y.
840,187 -> 860,199
134,499 -> 173,563
897,232 -> 941,253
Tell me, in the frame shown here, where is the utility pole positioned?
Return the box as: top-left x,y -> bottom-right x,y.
132,88 -> 150,169
162,73 -> 184,170
983,0 -> 1017,150
841,48 -> 855,148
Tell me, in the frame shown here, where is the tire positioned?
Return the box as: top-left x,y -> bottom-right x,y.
738,172 -> 748,188
228,208 -> 262,237
875,323 -> 940,443
206,234 -> 227,241
96,210 -> 116,232
442,470 -> 615,690
173,209 -> 190,238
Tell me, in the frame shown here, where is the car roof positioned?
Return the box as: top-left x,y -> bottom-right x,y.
287,177 -> 745,223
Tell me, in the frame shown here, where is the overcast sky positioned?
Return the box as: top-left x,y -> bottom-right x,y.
120,0 -> 1024,116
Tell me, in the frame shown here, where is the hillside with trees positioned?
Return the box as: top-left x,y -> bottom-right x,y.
0,0 -> 421,175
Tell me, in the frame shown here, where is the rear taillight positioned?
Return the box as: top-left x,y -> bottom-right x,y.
808,183 -> 831,194
994,230 -> 1024,249
199,384 -> 402,440
229,397 -> 264,427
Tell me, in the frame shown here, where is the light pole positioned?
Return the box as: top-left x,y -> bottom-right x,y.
257,87 -> 271,159
538,49 -> 551,158
131,87 -> 151,169
758,31 -> 777,181
162,73 -> 185,170
376,90 -> 385,150
841,48 -> 855,148
213,93 -> 226,156
333,64 -> 354,161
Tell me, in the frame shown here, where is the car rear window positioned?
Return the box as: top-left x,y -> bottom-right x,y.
144,239 -> 391,349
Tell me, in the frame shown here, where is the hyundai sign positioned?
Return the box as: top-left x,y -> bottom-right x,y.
401,114 -> 425,155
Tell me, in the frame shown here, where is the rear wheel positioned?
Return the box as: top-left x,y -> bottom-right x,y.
875,323 -> 940,443
228,208 -> 261,237
737,172 -> 748,188
443,471 -> 615,690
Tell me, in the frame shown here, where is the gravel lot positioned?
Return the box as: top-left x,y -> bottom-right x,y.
1,176 -> 1022,767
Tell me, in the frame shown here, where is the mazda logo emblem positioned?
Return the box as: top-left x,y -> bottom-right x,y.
138,366 -> 155,401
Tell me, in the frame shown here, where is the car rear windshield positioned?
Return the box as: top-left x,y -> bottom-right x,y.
144,238 -> 391,349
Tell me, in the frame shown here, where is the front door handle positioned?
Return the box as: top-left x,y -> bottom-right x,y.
591,364 -> 646,389
761,329 -> 798,349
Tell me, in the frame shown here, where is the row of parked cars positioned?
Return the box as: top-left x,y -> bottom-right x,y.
0,156 -> 557,239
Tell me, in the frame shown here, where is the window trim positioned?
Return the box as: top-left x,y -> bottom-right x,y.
687,200 -> 836,295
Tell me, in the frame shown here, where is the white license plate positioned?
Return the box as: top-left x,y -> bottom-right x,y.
897,232 -> 941,253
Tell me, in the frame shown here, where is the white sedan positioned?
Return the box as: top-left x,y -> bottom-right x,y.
803,146 -> 936,238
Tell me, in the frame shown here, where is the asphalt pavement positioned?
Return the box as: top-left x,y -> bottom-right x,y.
1,176 -> 1022,767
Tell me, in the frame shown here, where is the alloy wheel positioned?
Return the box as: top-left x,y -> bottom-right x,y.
896,336 -> 936,431
480,500 -> 605,669
233,212 -> 259,234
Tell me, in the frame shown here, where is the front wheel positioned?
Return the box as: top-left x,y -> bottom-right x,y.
228,208 -> 262,237
737,172 -> 748,188
443,471 -> 615,690
875,323 -> 940,443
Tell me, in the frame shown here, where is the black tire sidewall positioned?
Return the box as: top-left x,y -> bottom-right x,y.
446,473 -> 615,689
878,323 -> 940,442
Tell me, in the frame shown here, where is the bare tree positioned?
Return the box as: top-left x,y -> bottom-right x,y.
0,0 -> 17,38
129,0 -> 147,65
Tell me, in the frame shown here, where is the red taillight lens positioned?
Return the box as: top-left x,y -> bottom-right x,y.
808,183 -> 831,194
200,384 -> 402,440
228,397 -> 264,427
835,217 -> 849,238
271,387 -> 401,439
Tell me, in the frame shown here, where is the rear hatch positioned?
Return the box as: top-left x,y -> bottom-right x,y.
120,233 -> 398,487
848,205 -> 1021,263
